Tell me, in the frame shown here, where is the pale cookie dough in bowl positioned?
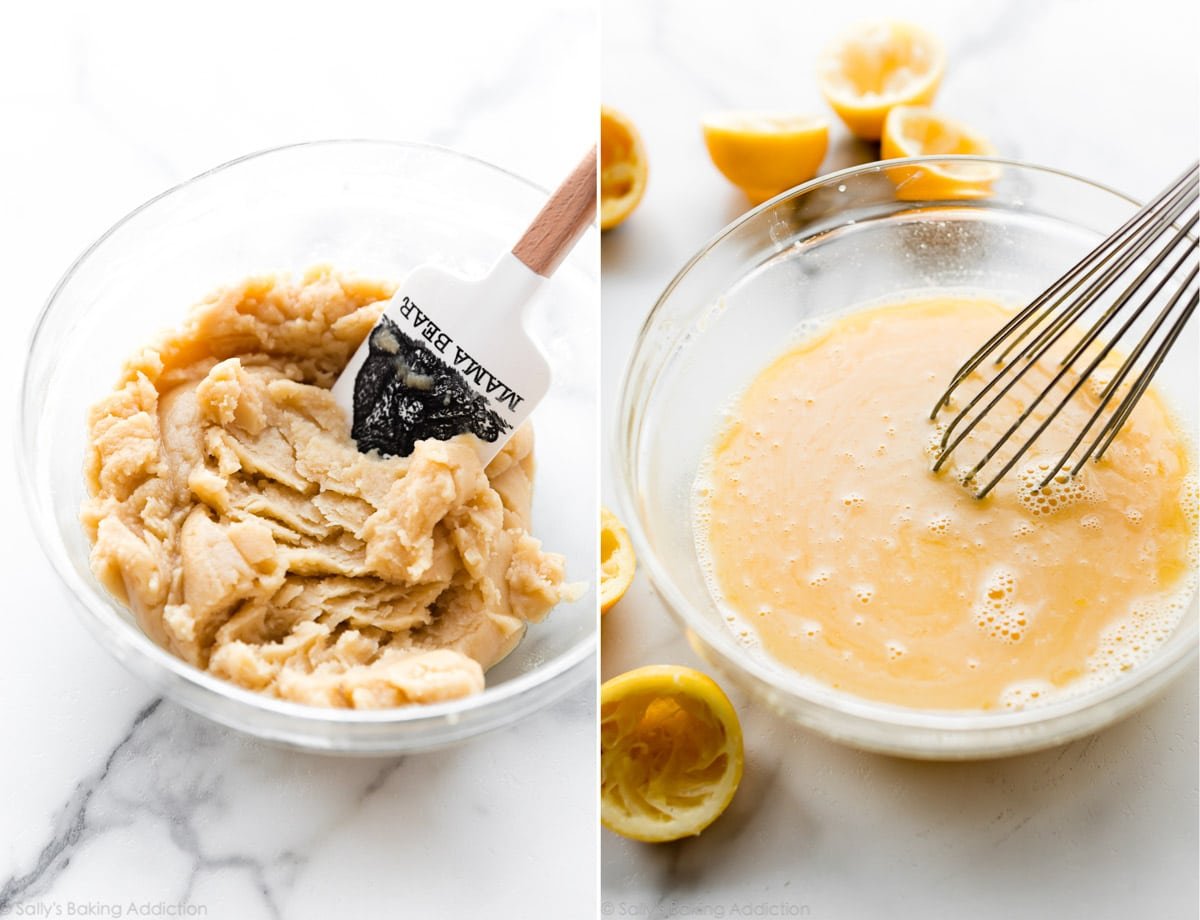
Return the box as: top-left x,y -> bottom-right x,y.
20,141 -> 597,754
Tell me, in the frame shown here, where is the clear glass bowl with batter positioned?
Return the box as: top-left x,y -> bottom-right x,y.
615,156 -> 1198,759
19,140 -> 597,754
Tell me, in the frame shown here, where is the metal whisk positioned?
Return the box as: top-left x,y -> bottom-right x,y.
931,162 -> 1199,498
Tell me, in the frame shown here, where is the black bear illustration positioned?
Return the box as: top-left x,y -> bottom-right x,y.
351,315 -> 511,458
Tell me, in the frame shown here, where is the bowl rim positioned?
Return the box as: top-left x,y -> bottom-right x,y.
614,154 -> 1199,736
18,138 -> 597,729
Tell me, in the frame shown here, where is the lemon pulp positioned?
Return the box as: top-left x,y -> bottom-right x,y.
817,20 -> 945,140
600,106 -> 648,230
601,666 -> 744,842
601,506 -> 636,613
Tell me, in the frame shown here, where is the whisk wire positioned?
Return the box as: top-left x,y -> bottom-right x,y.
933,161 -> 1199,498
1009,184 -> 1197,366
1001,169 -> 1199,361
929,163 -> 1200,418
994,259 -> 1198,497
1085,289 -> 1198,465
969,235 -> 1196,497
1030,254 -> 1200,493
933,177 -> 1197,460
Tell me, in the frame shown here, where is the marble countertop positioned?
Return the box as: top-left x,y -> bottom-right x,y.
601,1 -> 1198,917
1,2 -> 597,919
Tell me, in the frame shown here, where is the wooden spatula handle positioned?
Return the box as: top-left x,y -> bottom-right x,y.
511,146 -> 597,278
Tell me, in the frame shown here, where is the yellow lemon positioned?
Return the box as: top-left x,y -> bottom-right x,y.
701,112 -> 829,204
600,106 -> 648,230
881,105 -> 999,200
600,506 -> 636,613
817,20 -> 945,141
601,665 -> 744,842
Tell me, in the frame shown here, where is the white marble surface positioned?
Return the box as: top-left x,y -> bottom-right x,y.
1,2 -> 597,919
601,1 -> 1198,917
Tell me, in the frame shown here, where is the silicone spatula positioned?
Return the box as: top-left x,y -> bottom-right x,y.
331,147 -> 597,463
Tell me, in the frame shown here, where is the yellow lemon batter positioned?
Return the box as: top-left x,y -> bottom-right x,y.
697,295 -> 1197,711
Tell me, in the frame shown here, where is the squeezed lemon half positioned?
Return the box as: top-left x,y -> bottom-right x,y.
881,105 -> 999,199
701,112 -> 829,204
817,20 -> 945,140
600,506 -> 636,613
600,106 -> 648,230
601,665 -> 744,842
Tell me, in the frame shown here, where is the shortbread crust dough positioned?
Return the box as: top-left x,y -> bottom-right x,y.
82,269 -> 572,708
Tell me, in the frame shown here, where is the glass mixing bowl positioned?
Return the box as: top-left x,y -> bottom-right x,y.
615,157 -> 1198,760
20,140 -> 597,754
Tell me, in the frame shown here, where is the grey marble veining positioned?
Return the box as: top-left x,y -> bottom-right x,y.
2,687 -> 597,919
1,2 -> 598,919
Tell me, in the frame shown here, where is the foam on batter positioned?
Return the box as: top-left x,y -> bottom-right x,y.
973,568 -> 1029,644
1015,461 -> 1104,517
1001,476 -> 1200,708
694,293 -> 1197,712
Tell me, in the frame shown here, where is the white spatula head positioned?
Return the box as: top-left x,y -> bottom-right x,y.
331,255 -> 551,464
331,147 -> 596,464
